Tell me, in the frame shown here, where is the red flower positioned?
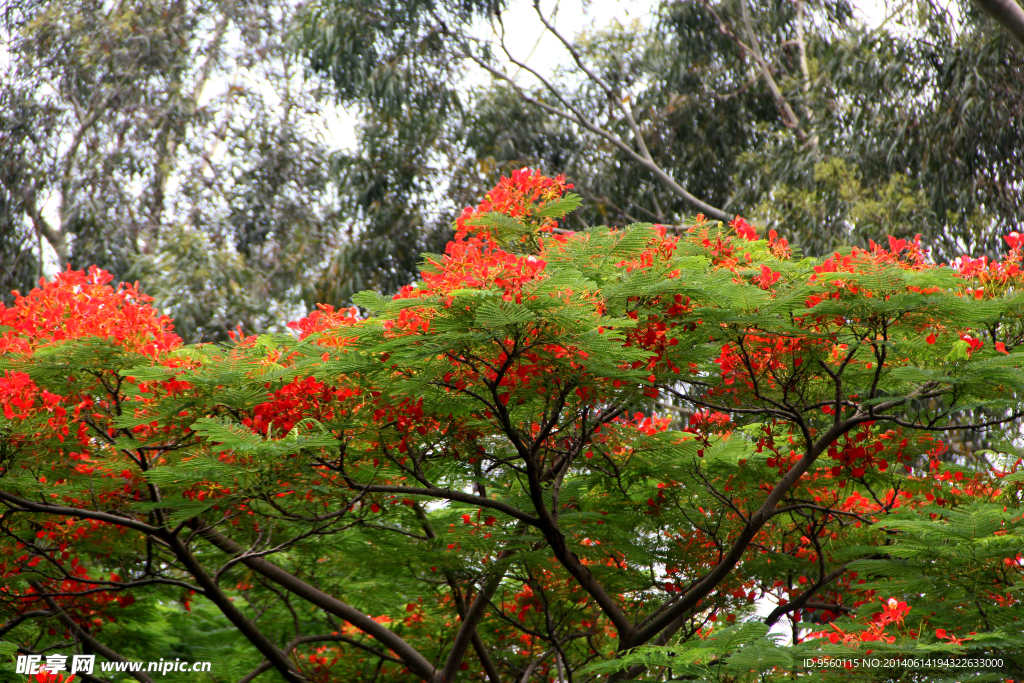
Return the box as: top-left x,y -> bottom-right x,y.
730,216 -> 757,240
754,264 -> 781,289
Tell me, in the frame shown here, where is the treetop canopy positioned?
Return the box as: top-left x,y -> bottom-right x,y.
1,169 -> 1024,683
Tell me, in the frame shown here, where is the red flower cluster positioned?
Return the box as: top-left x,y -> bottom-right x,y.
244,376 -> 361,437
0,265 -> 180,357
287,304 -> 360,346
454,167 -> 573,241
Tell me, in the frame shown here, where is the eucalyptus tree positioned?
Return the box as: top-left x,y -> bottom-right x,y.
0,0 -> 347,341
300,0 -> 1023,261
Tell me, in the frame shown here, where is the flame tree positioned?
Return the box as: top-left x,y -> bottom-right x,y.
2,170 -> 1024,683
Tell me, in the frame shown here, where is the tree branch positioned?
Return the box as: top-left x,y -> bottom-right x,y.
763,563 -> 851,626
440,555 -> 511,682
974,0 -> 1024,45
631,412 -> 868,645
0,610 -> 52,638
35,589 -> 157,683
161,534 -> 305,683
0,492 -> 160,536
442,22 -> 733,223
341,482 -> 540,526
187,521 -> 441,683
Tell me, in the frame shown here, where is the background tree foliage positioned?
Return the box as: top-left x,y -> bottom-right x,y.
303,0 -> 1023,260
0,0 -> 347,341
2,0 -> 1021,341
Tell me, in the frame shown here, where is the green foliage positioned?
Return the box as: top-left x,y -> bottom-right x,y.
5,189 -> 1024,680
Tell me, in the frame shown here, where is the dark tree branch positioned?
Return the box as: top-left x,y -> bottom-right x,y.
441,554 -> 511,682
0,611 -> 52,637
974,0 -> 1024,44
412,504 -> 504,683
333,482 -> 539,526
187,520 -> 441,683
161,534 -> 305,683
763,563 -> 852,626
35,589 -> 157,683
0,491 -> 161,535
